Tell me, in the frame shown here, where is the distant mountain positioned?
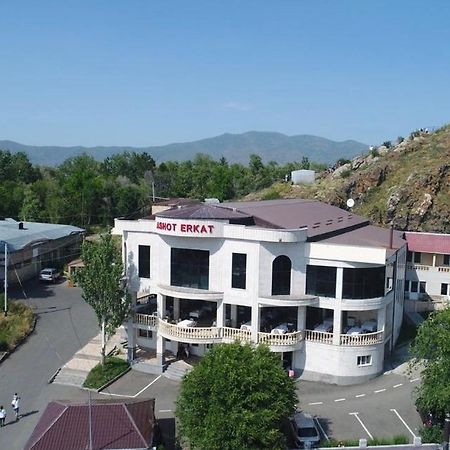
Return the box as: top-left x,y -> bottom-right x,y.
0,132 -> 368,166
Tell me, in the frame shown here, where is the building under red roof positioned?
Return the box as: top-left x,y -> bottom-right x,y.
405,232 -> 450,254
24,398 -> 156,450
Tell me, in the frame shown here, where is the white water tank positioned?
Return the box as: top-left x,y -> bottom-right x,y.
291,169 -> 315,185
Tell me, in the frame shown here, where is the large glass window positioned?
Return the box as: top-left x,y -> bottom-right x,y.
342,267 -> 385,299
138,245 -> 151,278
306,265 -> 337,297
444,255 -> 450,266
413,252 -> 422,263
171,248 -> 210,290
271,255 -> 291,295
232,253 -> 247,289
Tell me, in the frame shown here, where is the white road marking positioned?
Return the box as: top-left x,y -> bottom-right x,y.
334,398 -> 346,402
393,383 -> 403,388
133,374 -> 162,397
374,389 -> 386,393
349,412 -> 373,439
410,378 -> 420,383
355,394 -> 366,398
99,391 -> 133,398
158,409 -> 172,413
390,408 -> 417,438
315,417 -> 329,441
308,401 -> 323,406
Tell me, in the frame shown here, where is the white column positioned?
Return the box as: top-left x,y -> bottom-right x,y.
432,254 -> 437,267
127,291 -> 138,363
156,335 -> 165,366
173,297 -> 180,320
216,300 -> 225,327
297,306 -> 306,330
231,304 -> 238,328
332,308 -> 342,345
377,306 -> 386,331
251,305 -> 261,342
157,293 -> 166,319
336,267 -> 343,300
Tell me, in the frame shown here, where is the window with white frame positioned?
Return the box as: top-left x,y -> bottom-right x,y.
357,355 -> 372,367
138,329 -> 153,339
441,283 -> 449,296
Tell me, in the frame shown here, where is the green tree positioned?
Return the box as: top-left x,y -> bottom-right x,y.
20,186 -> 42,221
75,234 -> 130,365
176,342 -> 297,450
410,308 -> 450,421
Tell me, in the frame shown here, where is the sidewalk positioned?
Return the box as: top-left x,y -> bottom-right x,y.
52,331 -> 124,387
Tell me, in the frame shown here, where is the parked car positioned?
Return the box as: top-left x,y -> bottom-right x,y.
290,411 -> 321,448
39,268 -> 60,283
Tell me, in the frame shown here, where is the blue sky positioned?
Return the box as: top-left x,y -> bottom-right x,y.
1,0 -> 449,147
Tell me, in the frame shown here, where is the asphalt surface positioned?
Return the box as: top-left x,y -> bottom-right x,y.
0,279 -> 99,450
0,279 -> 424,449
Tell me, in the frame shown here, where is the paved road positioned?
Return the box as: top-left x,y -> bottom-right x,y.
0,279 -> 99,450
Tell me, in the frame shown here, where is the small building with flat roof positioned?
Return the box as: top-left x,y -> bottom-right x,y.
0,218 -> 84,284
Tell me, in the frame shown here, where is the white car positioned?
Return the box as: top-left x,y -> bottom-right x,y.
39,268 -> 60,283
346,326 -> 364,335
291,411 -> 321,448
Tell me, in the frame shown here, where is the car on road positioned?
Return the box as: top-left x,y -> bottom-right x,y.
290,411 -> 321,448
39,268 -> 60,283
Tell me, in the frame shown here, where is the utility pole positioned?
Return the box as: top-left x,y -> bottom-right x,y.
3,241 -> 7,317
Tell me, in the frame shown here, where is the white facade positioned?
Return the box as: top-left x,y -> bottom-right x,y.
113,203 -> 406,385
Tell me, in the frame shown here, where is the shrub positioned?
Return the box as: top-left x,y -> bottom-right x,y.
420,425 -> 443,443
340,169 -> 352,178
397,136 -> 404,144
382,141 -> 392,149
262,189 -> 281,200
83,356 -> 129,389
0,340 -> 8,352
370,147 -> 379,157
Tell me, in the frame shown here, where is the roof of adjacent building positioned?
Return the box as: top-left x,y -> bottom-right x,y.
24,398 -> 155,450
405,232 -> 450,254
156,202 -> 253,221
0,218 -> 84,252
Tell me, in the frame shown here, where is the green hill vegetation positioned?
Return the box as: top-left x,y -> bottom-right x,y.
247,125 -> 450,232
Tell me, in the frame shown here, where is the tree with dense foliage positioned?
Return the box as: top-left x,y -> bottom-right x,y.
176,342 -> 297,450
75,233 -> 130,364
410,308 -> 450,425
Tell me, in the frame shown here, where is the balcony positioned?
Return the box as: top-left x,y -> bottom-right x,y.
132,314 -> 383,347
407,263 -> 450,273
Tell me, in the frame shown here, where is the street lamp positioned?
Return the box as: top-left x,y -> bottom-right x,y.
1,240 -> 8,317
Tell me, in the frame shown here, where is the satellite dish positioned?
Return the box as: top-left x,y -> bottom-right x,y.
346,198 -> 355,208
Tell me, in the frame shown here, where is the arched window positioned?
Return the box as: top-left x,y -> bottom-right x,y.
272,255 -> 291,295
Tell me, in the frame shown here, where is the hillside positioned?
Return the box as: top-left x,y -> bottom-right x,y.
247,126 -> 450,233
0,132 -> 367,166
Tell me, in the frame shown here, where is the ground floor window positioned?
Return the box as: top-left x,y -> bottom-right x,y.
138,329 -> 153,339
357,355 -> 372,367
419,281 -> 426,294
442,283 -> 449,296
410,281 -> 418,293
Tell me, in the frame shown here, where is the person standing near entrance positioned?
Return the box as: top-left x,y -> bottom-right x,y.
11,394 -> 20,421
0,406 -> 6,427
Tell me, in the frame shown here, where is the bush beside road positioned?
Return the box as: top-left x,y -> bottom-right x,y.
0,298 -> 34,352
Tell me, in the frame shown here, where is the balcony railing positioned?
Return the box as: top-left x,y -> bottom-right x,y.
304,329 -> 333,344
132,314 -> 383,347
407,263 -> 450,273
134,313 -> 157,328
339,330 -> 384,346
258,331 -> 304,346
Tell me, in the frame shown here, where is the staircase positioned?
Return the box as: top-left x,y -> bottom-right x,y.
163,360 -> 193,381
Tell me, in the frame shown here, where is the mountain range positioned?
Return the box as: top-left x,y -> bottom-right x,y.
0,132 -> 368,166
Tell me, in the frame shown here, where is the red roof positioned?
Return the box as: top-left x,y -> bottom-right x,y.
405,232 -> 450,254
24,399 -> 155,450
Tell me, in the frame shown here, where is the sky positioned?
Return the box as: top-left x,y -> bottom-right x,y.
1,0 -> 449,147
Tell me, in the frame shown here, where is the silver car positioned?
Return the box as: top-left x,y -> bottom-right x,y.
39,268 -> 60,283
291,411 -> 321,448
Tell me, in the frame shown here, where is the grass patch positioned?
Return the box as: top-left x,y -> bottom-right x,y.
0,298 -> 34,351
83,356 -> 130,389
321,435 -> 408,447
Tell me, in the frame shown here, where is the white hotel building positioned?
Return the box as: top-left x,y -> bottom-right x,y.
113,199 -> 407,385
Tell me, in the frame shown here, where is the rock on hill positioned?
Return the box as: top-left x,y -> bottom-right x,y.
0,132 -> 367,166
248,126 -> 450,233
